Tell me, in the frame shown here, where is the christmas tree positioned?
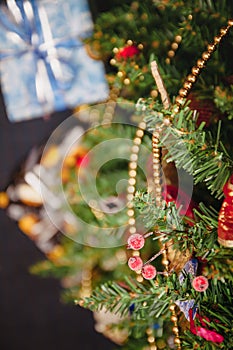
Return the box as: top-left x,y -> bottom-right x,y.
29,1 -> 233,349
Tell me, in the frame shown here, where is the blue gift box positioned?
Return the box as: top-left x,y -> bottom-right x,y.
0,0 -> 109,122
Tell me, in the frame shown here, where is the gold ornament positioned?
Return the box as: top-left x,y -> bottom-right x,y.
46,245 -> 65,262
18,213 -> 38,237
0,192 -> 9,208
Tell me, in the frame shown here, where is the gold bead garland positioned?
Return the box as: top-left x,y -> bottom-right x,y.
127,120 -> 146,286
165,13 -> 195,65
150,62 -> 182,348
152,127 -> 162,207
165,33 -> 182,65
127,121 -> 158,349
169,304 -> 181,350
152,122 -> 181,349
175,19 -> 233,110
79,266 -> 93,298
102,86 -> 119,126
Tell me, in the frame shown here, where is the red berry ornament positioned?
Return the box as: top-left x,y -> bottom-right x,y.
127,233 -> 145,250
128,256 -> 143,271
192,276 -> 209,292
142,264 -> 157,280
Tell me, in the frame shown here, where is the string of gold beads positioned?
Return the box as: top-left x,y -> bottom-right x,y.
175,19 -> 233,110
82,86 -> 119,127
152,120 -> 170,274
127,120 -> 146,285
101,86 -> 119,126
152,125 -> 181,349
152,126 -> 162,207
79,266 -> 93,298
165,34 -> 182,65
165,13 -> 194,65
127,121 -> 158,350
146,327 -> 157,350
169,304 -> 181,350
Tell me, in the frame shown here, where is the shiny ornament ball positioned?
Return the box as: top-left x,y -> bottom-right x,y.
116,45 -> 140,60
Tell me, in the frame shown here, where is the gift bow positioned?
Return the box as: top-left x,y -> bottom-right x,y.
0,0 -> 84,109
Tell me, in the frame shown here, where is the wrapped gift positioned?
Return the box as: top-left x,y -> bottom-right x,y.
0,0 -> 109,122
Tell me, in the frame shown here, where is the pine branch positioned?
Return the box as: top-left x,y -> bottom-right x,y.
79,276 -> 174,320
133,189 -> 233,278
140,100 -> 233,198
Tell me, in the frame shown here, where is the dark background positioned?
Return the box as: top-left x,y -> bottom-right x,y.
0,1 -> 118,349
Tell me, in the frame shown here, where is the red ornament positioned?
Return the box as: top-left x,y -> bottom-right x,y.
116,45 -> 140,60
128,256 -> 143,271
188,93 -> 216,127
192,276 -> 209,292
127,233 -> 145,250
218,174 -> 233,247
189,310 -> 224,343
141,264 -> 157,280
162,184 -> 197,221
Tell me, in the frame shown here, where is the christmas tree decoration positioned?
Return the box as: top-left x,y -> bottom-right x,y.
0,0 -> 108,122
79,16 -> 233,350
191,276 -> 209,292
128,256 -> 143,271
4,1 -> 233,349
88,0 -> 233,103
141,264 -> 157,280
218,174 -> 233,247
189,310 -> 224,344
127,233 -> 145,250
115,43 -> 141,61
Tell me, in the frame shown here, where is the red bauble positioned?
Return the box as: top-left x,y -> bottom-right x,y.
218,174 -> 233,247
128,256 -> 143,271
116,45 -> 140,60
127,233 -> 145,250
162,184 -> 197,221
141,264 -> 157,280
188,93 -> 216,127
